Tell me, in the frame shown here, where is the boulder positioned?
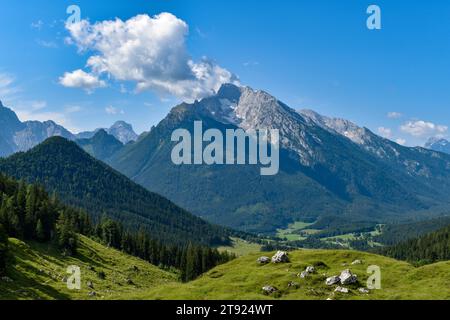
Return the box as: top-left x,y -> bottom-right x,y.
299,271 -> 310,278
325,276 -> 341,286
271,251 -> 289,263
257,256 -> 270,264
262,286 -> 278,294
335,286 -> 349,294
88,291 -> 96,297
305,266 -> 315,274
340,269 -> 358,285
351,260 -> 363,265
358,288 -> 370,294
87,281 -> 94,289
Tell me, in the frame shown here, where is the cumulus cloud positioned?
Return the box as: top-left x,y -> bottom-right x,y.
387,112 -> 402,119
59,69 -> 106,93
105,106 -> 124,115
377,127 -> 392,138
63,13 -> 238,101
400,120 -> 448,137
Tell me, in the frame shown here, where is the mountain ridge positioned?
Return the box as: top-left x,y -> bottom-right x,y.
109,84 -> 450,233
0,136 -> 230,245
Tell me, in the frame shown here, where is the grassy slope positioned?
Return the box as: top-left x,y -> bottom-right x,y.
217,237 -> 262,256
2,238 -> 449,300
0,236 -> 177,300
138,250 -> 450,300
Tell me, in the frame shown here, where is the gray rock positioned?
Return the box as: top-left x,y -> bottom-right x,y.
358,288 -> 370,294
340,269 -> 358,285
271,251 -> 289,263
88,291 -> 96,297
305,266 -> 315,274
257,256 -> 270,264
262,286 -> 278,294
335,286 -> 349,294
351,260 -> 363,265
87,281 -> 94,289
326,276 -> 341,286
299,271 -> 310,278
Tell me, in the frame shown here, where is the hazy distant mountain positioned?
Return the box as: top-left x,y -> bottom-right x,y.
0,100 -> 75,156
425,137 -> 450,154
76,129 -> 124,162
109,84 -> 450,233
76,121 -> 138,144
0,100 -> 137,157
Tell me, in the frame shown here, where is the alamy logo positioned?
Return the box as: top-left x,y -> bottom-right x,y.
171,121 -> 280,176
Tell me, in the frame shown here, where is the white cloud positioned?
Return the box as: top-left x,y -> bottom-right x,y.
31,20 -> 44,30
59,69 -> 106,93
377,127 -> 392,138
396,138 -> 406,146
400,120 -> 448,137
65,105 -> 82,113
36,39 -> 58,48
243,61 -> 259,67
387,112 -> 402,119
64,13 -> 239,101
105,106 -> 124,115
0,73 -> 20,102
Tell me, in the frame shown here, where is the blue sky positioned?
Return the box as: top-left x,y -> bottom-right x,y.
0,0 -> 449,146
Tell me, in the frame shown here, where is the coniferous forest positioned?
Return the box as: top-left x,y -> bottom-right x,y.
377,224 -> 450,265
0,173 -> 234,281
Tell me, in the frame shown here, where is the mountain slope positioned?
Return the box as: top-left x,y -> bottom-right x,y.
135,249 -> 450,300
76,129 -> 124,162
0,235 -> 177,300
109,84 -> 450,233
378,223 -> 450,264
0,137 -> 230,246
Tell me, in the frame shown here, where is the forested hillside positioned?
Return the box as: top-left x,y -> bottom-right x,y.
378,224 -> 450,265
0,137 -> 230,246
0,173 -> 234,283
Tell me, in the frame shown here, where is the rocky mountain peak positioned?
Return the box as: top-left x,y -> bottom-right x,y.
425,137 -> 450,154
108,121 -> 138,144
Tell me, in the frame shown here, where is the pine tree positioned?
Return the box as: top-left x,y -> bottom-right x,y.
36,219 -> 45,242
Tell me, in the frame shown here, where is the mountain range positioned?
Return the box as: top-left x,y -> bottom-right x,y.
107,84 -> 450,233
2,85 -> 450,235
0,100 -> 138,157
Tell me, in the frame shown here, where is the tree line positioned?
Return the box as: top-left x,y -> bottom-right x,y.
376,223 -> 450,265
0,173 -> 234,281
